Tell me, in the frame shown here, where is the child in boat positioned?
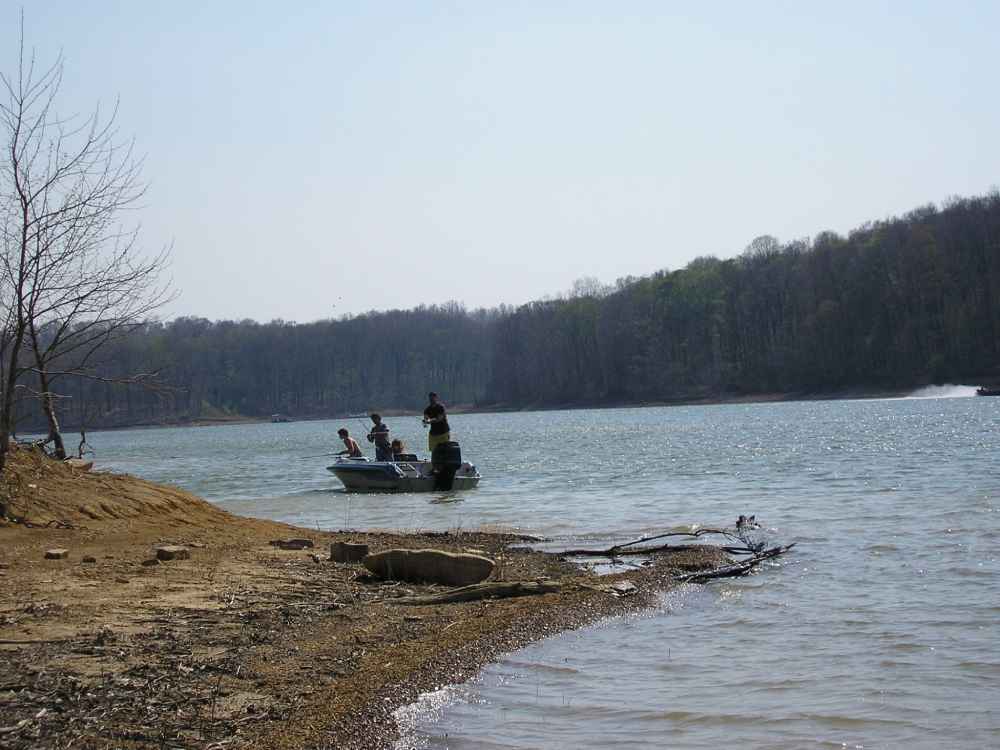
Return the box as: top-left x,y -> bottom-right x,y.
390,438 -> 404,458
337,428 -> 363,458
390,439 -> 416,461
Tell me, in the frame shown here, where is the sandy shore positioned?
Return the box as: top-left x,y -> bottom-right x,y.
0,449 -> 731,749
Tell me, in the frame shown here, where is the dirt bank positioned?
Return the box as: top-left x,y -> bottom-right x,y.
0,448 -> 731,749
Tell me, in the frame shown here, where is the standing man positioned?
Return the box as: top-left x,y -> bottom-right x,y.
367,413 -> 392,461
422,391 -> 451,452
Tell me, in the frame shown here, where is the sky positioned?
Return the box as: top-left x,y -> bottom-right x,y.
3,2 -> 998,322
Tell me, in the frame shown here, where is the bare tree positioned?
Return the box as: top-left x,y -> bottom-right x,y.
567,276 -> 612,299
742,234 -> 782,260
1,18 -> 170,468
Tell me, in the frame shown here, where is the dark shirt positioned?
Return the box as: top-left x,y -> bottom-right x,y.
367,422 -> 390,449
423,402 -> 450,435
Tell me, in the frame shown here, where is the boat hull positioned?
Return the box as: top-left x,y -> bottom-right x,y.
328,458 -> 481,493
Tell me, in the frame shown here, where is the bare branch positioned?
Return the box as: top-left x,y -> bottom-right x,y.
1,18 -> 171,467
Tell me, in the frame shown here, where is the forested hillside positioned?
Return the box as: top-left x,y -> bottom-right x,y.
19,193 -> 1000,431
37,305 -> 495,429
490,194 -> 1000,404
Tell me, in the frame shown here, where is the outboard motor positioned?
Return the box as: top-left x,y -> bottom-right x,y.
431,441 -> 462,491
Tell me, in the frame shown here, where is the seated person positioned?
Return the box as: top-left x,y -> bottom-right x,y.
337,428 -> 363,458
389,439 -> 413,461
390,439 -> 417,462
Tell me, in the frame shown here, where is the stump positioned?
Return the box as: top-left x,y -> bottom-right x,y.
155,545 -> 190,561
271,538 -> 314,550
330,541 -> 369,563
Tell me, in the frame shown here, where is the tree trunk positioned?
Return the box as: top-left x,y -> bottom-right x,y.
0,328 -> 26,473
38,370 -> 66,459
29,324 -> 66,459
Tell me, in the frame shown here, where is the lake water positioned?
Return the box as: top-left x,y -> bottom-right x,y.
91,389 -> 999,748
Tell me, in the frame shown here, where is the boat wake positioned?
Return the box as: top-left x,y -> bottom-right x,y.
903,384 -> 979,399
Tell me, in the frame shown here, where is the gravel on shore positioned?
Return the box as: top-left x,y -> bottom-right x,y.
0,448 -> 730,749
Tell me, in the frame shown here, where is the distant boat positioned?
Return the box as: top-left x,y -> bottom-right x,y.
976,386 -> 1000,397
271,413 -> 293,423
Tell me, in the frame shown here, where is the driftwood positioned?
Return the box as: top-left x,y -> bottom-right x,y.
0,639 -> 76,645
560,541 -> 713,557
552,517 -> 795,583
391,580 -> 561,606
673,544 -> 796,582
556,517 -> 776,557
557,526 -> 765,558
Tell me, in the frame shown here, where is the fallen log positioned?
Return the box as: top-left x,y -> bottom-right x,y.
559,542 -> 715,557
555,519 -> 772,558
390,580 -> 561,605
0,638 -> 76,645
673,544 -> 796,583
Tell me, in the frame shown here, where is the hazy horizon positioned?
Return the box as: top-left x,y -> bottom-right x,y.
6,2 -> 998,323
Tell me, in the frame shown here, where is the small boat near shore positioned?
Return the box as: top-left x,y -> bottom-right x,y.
328,442 -> 481,493
976,386 -> 1000,396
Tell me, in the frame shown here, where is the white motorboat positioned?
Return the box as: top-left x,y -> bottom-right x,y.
327,442 -> 481,493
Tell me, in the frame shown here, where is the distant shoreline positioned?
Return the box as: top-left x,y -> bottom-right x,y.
455,386 -> 917,414
31,383 -> 988,436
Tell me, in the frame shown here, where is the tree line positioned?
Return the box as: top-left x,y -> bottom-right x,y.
490,194 -> 1000,405
39,305 -> 495,430
11,190 -> 999,435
